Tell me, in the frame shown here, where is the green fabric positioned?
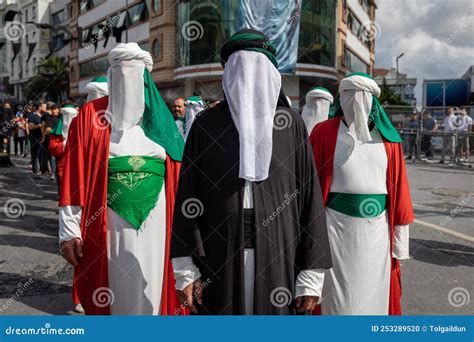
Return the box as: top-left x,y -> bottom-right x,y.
141,70 -> 185,162
107,156 -> 165,230
63,104 -> 75,108
309,86 -> 331,93
220,31 -> 278,68
51,116 -> 63,136
329,96 -> 402,143
328,193 -> 387,218
91,76 -> 107,83
187,95 -> 204,104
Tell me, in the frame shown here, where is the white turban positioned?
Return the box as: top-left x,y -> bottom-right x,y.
339,74 -> 380,143
301,87 -> 334,134
184,96 -> 206,141
60,105 -> 78,147
85,80 -> 109,102
106,42 -> 153,130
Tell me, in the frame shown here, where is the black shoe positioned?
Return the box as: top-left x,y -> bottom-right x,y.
439,160 -> 445,164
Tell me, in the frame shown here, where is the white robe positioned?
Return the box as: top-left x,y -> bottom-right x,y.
321,123 -> 406,315
59,125 -> 167,315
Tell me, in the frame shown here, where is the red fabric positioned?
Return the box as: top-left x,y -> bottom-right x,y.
60,97 -> 111,315
49,135 -> 65,179
309,117 -> 414,315
161,158 -> 189,315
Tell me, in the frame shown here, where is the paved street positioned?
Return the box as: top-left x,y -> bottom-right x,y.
0,156 -> 472,315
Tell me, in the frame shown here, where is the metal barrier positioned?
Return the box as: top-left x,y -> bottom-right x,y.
398,128 -> 473,167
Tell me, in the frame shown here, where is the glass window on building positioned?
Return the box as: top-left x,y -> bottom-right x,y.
298,0 -> 336,67
79,56 -> 109,78
80,0 -> 106,14
177,0 -> 239,66
359,0 -> 369,13
128,2 -> 149,25
346,49 -> 368,73
52,10 -> 65,26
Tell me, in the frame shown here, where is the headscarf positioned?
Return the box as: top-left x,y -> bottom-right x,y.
85,76 -> 109,102
220,28 -> 278,69
301,86 -> 334,134
221,30 -> 281,182
106,42 -> 184,161
184,95 -> 206,141
59,104 -> 78,146
332,72 -> 402,143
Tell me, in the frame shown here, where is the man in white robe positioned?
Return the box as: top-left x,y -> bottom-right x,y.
310,72 -> 414,315
301,86 -> 334,134
58,43 -> 184,315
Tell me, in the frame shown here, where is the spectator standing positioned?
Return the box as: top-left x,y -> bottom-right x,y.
28,102 -> 44,175
421,111 -> 438,159
404,113 -> 418,160
440,107 -> 455,165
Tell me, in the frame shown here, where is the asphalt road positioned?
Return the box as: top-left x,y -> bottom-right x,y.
0,156 -> 472,315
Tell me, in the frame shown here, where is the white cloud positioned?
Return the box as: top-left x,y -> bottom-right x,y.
374,0 -> 474,107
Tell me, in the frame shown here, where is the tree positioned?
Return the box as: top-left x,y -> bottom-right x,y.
23,57 -> 69,103
378,77 -> 408,106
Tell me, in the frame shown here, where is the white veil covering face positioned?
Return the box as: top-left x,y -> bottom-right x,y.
339,75 -> 381,144
60,106 -> 78,147
106,42 -> 153,130
222,50 -> 281,182
301,88 -> 334,134
85,81 -> 109,102
184,98 -> 206,141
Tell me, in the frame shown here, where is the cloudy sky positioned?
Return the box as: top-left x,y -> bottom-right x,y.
375,0 -> 474,107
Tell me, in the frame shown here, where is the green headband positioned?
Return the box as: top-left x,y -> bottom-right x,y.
220,32 -> 278,68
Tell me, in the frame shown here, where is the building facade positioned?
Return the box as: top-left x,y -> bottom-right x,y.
69,0 -> 377,108
374,67 -> 417,106
423,65 -> 473,120
0,0 -> 72,101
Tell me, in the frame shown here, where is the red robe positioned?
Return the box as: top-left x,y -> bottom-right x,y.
59,96 -> 186,315
49,135 -> 65,179
309,117 -> 414,315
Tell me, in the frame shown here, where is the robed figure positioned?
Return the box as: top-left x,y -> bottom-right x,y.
58,43 -> 185,315
310,72 -> 414,315
171,30 -> 332,315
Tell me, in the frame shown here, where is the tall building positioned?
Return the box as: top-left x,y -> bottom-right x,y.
0,0 -> 71,101
373,67 -> 417,106
68,0 -> 377,108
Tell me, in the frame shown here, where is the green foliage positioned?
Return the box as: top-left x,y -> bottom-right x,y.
23,57 -> 69,102
378,77 -> 409,106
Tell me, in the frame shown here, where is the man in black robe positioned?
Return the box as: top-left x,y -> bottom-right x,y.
171,29 -> 331,315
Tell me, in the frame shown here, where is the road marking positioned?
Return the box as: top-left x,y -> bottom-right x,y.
414,219 -> 474,243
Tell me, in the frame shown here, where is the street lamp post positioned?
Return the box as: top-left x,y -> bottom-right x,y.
396,52 -> 405,98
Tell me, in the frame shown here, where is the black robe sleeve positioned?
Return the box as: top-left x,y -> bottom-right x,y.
294,115 -> 332,271
171,117 -> 206,258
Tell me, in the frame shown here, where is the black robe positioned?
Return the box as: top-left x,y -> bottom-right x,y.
171,102 -> 331,315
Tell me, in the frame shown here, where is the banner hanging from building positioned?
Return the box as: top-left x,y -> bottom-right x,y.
237,0 -> 302,74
